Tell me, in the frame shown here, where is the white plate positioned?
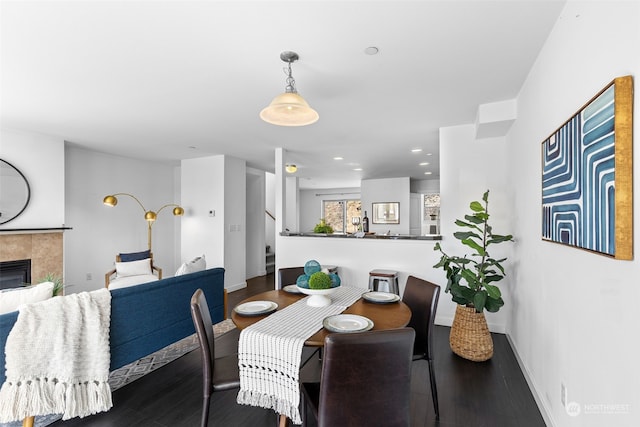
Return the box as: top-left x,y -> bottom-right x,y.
234,300 -> 278,316
362,291 -> 400,304
323,314 -> 374,333
283,284 -> 302,294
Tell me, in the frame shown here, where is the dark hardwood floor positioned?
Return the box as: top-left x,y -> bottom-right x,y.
51,274 -> 545,427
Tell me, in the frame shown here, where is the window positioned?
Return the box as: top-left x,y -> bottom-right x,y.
322,199 -> 362,233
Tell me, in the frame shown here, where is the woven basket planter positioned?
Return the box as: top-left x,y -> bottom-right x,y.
449,305 -> 493,362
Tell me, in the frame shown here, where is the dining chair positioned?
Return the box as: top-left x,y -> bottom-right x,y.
277,266 -> 305,290
190,289 -> 241,427
300,328 -> 415,427
402,275 -> 441,420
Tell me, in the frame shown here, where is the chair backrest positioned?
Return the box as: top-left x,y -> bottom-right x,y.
190,288 -> 216,397
277,266 -> 305,290
402,275 -> 440,359
116,251 -> 154,264
318,328 -> 415,427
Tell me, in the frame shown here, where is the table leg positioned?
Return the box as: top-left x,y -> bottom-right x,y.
279,414 -> 287,427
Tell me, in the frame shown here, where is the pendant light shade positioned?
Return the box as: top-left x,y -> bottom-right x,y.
260,51 -> 319,127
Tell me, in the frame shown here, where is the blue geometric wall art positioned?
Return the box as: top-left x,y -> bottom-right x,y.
542,76 -> 633,260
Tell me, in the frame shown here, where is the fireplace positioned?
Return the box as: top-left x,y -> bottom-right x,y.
0,232 -> 63,289
0,259 -> 31,290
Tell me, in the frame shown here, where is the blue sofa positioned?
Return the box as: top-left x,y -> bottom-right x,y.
0,267 -> 226,386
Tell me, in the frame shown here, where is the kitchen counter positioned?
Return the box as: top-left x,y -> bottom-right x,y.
280,231 -> 442,241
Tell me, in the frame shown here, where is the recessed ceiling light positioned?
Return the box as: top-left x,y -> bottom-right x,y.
419,162 -> 430,166
334,156 -> 344,160
353,168 -> 363,171
411,148 -> 422,153
424,171 -> 432,175
364,46 -> 379,55
426,153 -> 433,156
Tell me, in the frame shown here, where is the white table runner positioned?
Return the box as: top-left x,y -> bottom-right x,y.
236,286 -> 363,424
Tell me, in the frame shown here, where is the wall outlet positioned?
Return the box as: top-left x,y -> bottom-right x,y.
561,383 -> 567,407
86,273 -> 92,281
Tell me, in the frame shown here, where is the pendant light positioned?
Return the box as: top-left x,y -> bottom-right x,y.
260,51 -> 319,126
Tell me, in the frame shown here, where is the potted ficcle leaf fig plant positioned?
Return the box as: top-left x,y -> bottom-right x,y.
433,190 -> 513,361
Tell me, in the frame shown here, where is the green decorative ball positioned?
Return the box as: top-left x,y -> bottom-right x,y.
308,271 -> 332,290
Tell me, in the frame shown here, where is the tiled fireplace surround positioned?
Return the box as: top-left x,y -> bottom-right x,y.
0,232 -> 64,284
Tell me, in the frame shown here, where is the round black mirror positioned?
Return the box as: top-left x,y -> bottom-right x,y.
0,159 -> 31,225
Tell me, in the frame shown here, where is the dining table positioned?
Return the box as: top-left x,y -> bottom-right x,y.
231,287 -> 412,345
231,286 -> 412,427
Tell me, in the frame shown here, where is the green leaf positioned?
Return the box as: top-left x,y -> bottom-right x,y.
470,201 -> 484,212
482,190 -> 489,203
484,296 -> 504,313
454,231 -> 482,241
484,284 -> 502,299
454,219 -> 476,228
473,291 -> 487,312
460,286 -> 476,301
475,212 -> 489,221
488,234 -> 513,244
461,238 -> 485,255
452,295 -> 471,306
484,274 -> 504,284
464,215 -> 484,225
460,269 -> 479,287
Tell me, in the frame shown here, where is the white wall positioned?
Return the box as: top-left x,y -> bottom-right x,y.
0,128 -> 65,229
506,2 -> 640,427
181,156 -> 225,275
285,176 -> 299,232
439,125 -> 511,331
276,235 -> 449,310
224,156 -> 247,290
265,172 -> 276,253
361,177 -> 411,235
410,179 -> 440,194
181,155 -> 247,291
65,145 -> 180,293
246,167 -> 266,279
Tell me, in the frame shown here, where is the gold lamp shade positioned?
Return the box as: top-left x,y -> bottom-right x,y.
144,211 -> 157,222
103,195 -> 118,207
173,206 -> 185,216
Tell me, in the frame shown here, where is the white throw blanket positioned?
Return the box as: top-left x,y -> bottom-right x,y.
237,286 -> 363,424
0,288 -> 112,422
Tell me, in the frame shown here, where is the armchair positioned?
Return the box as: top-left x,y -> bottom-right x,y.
105,251 -> 162,288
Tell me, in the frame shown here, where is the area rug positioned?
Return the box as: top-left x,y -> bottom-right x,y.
0,319 -> 236,427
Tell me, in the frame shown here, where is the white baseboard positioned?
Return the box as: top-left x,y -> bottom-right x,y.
506,334 -> 555,427
434,313 -> 506,334
226,281 -> 247,293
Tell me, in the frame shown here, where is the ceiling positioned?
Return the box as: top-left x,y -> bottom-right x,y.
1,1 -> 566,189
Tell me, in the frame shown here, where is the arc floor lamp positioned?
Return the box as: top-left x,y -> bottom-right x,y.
103,193 -> 184,251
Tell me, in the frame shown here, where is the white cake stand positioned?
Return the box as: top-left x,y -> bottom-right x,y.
296,286 -> 339,307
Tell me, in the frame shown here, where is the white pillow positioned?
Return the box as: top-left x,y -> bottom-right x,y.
0,281 -> 55,315
189,255 -> 206,272
175,255 -> 206,276
175,262 -> 190,276
108,275 -> 159,290
116,257 -> 152,278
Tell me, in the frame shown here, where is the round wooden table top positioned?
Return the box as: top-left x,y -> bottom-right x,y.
231,288 -> 412,347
